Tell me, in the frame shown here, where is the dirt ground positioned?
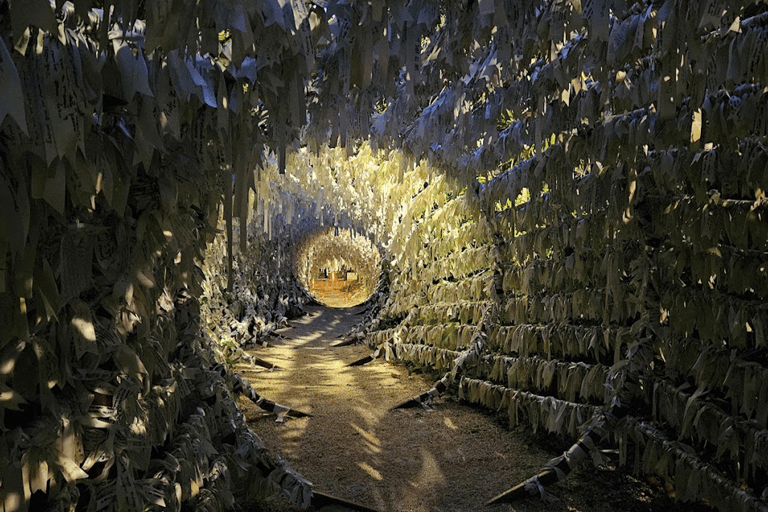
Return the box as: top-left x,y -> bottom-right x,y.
234,305 -> 707,512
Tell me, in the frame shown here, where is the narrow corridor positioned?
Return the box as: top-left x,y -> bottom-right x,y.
233,305 -> 677,512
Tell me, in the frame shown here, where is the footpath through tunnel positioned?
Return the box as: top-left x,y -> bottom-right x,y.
2,2 -> 768,512
228,303 -> 692,512
200,140 -> 730,512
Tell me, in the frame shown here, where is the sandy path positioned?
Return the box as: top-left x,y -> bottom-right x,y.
234,305 -> 687,512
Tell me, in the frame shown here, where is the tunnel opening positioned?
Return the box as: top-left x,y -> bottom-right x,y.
295,226 -> 381,308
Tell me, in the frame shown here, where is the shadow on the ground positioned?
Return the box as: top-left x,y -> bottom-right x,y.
236,305 -> 710,512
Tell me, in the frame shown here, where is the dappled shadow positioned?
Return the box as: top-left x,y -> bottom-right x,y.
235,305 -> 566,512
269,305 -> 363,346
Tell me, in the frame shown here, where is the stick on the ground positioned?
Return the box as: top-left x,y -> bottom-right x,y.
225,341 -> 278,368
248,393 -> 312,419
486,411 -> 612,505
391,373 -> 451,410
346,347 -> 380,366
332,336 -> 359,347
311,491 -> 381,512
347,354 -> 373,366
250,354 -> 280,370
486,469 -> 560,505
221,365 -> 312,419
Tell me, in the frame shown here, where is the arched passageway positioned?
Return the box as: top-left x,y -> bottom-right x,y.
295,227 -> 380,308
1,2 -> 767,512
